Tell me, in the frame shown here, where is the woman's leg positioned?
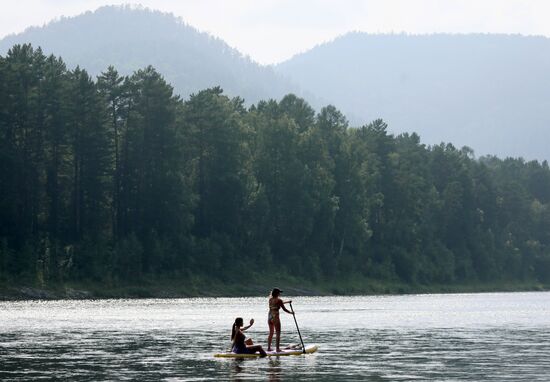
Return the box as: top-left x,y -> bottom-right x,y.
267,320 -> 274,351
275,319 -> 282,352
245,338 -> 254,346
247,344 -> 267,357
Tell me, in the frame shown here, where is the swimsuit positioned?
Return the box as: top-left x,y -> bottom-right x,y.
232,330 -> 252,354
268,298 -> 280,323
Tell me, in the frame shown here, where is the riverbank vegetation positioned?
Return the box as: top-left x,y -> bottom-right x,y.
1,44 -> 550,297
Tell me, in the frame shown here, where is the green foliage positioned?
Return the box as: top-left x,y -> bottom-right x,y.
0,44 -> 549,288
114,234 -> 143,282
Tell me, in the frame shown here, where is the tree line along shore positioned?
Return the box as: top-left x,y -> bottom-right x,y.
1,44 -> 549,297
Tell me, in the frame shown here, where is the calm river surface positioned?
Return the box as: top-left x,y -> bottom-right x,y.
1,292 -> 549,381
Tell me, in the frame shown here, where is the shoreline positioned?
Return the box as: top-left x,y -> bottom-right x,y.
1,278 -> 547,301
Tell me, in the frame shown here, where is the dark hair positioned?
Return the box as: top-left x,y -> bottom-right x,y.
231,317 -> 243,341
270,288 -> 282,298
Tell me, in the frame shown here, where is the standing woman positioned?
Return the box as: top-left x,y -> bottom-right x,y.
267,287 -> 294,352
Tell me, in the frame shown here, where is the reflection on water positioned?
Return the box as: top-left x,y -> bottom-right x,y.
1,292 -> 550,380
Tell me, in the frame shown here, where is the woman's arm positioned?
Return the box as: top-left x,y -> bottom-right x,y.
280,299 -> 294,314
241,318 -> 255,331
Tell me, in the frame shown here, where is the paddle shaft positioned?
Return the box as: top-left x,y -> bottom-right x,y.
289,302 -> 306,353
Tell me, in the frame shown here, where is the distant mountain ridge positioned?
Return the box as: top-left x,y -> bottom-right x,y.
0,5 -> 302,104
276,32 -> 550,159
2,7 -> 549,159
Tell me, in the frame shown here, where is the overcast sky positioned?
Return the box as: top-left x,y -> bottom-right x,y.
1,0 -> 549,64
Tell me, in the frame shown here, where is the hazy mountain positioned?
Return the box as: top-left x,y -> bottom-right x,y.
2,8 -> 548,159
276,33 -> 550,159
0,5 -> 302,104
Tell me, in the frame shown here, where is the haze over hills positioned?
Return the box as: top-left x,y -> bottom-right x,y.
0,5 -> 302,104
276,32 -> 550,159
1,6 -> 549,159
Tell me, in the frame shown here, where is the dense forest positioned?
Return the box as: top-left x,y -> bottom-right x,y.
1,44 -> 550,290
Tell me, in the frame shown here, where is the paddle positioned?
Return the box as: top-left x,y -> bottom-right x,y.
289,302 -> 306,354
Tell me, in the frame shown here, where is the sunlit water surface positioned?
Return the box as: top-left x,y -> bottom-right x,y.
1,292 -> 549,380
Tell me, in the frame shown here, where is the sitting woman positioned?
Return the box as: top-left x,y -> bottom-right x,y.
231,317 -> 267,356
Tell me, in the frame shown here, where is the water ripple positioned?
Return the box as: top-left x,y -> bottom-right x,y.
1,292 -> 549,380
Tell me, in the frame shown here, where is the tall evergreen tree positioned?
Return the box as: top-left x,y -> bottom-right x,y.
97,66 -> 126,240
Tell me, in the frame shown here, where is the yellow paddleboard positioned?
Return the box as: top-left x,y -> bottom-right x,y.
214,344 -> 319,358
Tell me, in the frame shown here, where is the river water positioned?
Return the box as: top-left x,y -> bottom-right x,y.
1,292 -> 549,381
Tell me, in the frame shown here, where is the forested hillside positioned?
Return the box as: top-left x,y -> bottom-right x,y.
3,7 -> 550,161
1,45 -> 550,291
0,5 -> 301,105
276,32 -> 550,160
